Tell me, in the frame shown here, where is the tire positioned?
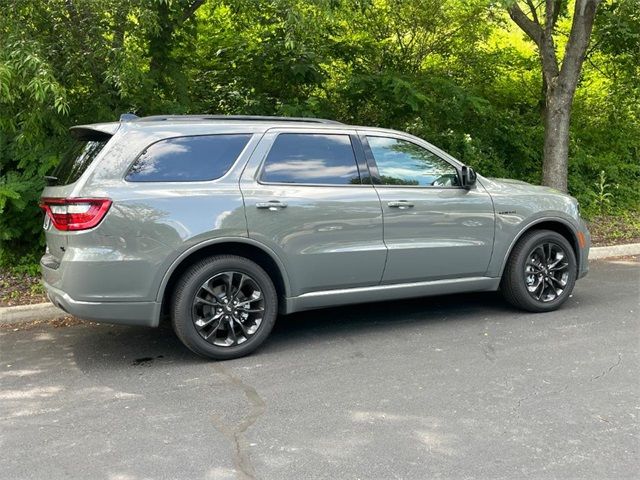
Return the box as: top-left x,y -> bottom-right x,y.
501,229 -> 577,312
171,255 -> 278,360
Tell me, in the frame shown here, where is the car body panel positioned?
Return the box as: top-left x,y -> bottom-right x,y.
374,184 -> 496,282
284,276 -> 500,314
239,128 -> 387,296
356,129 -> 495,283
42,124 -> 259,305
478,176 -> 589,278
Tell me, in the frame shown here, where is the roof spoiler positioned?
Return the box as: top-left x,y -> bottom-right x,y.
69,126 -> 116,140
120,113 -> 139,122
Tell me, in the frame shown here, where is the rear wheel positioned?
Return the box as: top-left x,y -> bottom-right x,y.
171,255 -> 277,360
501,230 -> 577,312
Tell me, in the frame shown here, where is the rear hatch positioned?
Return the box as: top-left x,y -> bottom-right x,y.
41,123 -> 118,265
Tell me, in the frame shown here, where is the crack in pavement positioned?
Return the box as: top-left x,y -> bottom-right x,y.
513,354 -> 624,415
513,386 -> 540,414
211,363 -> 266,480
592,354 -> 622,381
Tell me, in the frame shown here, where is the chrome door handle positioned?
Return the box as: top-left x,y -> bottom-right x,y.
256,201 -> 288,211
387,201 -> 414,209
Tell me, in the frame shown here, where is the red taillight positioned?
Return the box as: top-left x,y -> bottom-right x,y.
39,198 -> 112,231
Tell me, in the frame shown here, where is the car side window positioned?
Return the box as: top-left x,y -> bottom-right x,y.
126,134 -> 251,182
260,133 -> 361,185
367,136 -> 460,187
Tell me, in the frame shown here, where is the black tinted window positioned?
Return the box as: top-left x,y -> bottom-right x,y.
126,134 -> 251,182
261,134 -> 360,185
367,136 -> 460,187
53,139 -> 109,185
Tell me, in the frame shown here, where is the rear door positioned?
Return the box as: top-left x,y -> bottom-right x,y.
361,131 -> 495,283
240,128 -> 386,296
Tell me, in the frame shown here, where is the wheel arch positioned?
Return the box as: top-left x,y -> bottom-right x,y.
157,238 -> 290,324
500,218 -> 580,277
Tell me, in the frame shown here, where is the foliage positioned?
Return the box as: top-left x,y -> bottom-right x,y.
591,170 -> 615,214
0,0 -> 638,265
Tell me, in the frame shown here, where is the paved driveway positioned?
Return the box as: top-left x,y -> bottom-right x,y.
1,258 -> 638,480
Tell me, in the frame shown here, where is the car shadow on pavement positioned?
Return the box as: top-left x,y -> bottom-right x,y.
265,291 -> 510,351
69,290 -> 512,368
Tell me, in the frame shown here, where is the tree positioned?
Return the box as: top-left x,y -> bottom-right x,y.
507,0 -> 603,192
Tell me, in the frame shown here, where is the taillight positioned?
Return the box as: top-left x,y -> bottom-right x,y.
39,198 -> 112,231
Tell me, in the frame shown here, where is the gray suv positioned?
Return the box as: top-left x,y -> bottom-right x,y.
40,115 -> 590,359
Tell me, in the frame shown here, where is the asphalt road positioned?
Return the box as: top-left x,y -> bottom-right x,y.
1,258 -> 638,480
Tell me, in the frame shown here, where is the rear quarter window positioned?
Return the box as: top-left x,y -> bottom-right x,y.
53,138 -> 110,185
126,134 -> 251,182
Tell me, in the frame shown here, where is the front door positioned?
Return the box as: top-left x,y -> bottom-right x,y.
240,128 -> 386,296
361,132 -> 495,284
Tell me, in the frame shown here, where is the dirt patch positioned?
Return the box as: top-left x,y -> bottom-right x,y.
588,214 -> 640,247
0,269 -> 48,307
0,316 -> 91,331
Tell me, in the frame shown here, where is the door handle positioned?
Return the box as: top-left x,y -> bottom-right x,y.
387,201 -> 414,209
256,201 -> 288,211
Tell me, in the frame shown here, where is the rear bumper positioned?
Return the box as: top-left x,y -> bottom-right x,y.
40,243 -> 164,327
43,281 -> 161,327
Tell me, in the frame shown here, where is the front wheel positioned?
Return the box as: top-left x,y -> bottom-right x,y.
501,230 -> 577,312
171,255 -> 278,360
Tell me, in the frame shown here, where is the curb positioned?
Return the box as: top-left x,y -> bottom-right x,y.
1,244 -> 638,326
589,243 -> 640,260
0,302 -> 66,325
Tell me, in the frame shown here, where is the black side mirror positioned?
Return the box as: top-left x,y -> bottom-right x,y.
460,166 -> 477,189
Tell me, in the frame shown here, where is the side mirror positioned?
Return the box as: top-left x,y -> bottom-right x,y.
460,166 -> 477,189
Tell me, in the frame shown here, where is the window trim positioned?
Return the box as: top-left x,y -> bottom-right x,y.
122,133 -> 253,184
256,132 -> 371,188
360,133 -> 464,190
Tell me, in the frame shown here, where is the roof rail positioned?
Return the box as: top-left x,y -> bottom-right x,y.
134,114 -> 343,125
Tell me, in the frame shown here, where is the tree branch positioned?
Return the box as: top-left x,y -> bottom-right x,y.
544,0 -> 556,35
551,0 -> 563,27
559,0 -> 602,92
510,2 -> 559,84
181,0 -> 205,23
525,0 -> 540,25
508,2 -> 543,45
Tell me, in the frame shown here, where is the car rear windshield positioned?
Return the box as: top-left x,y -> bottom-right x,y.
125,134 -> 251,182
52,135 -> 111,185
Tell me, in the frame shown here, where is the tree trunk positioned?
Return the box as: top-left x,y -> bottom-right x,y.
508,0 -> 602,193
542,88 -> 573,191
